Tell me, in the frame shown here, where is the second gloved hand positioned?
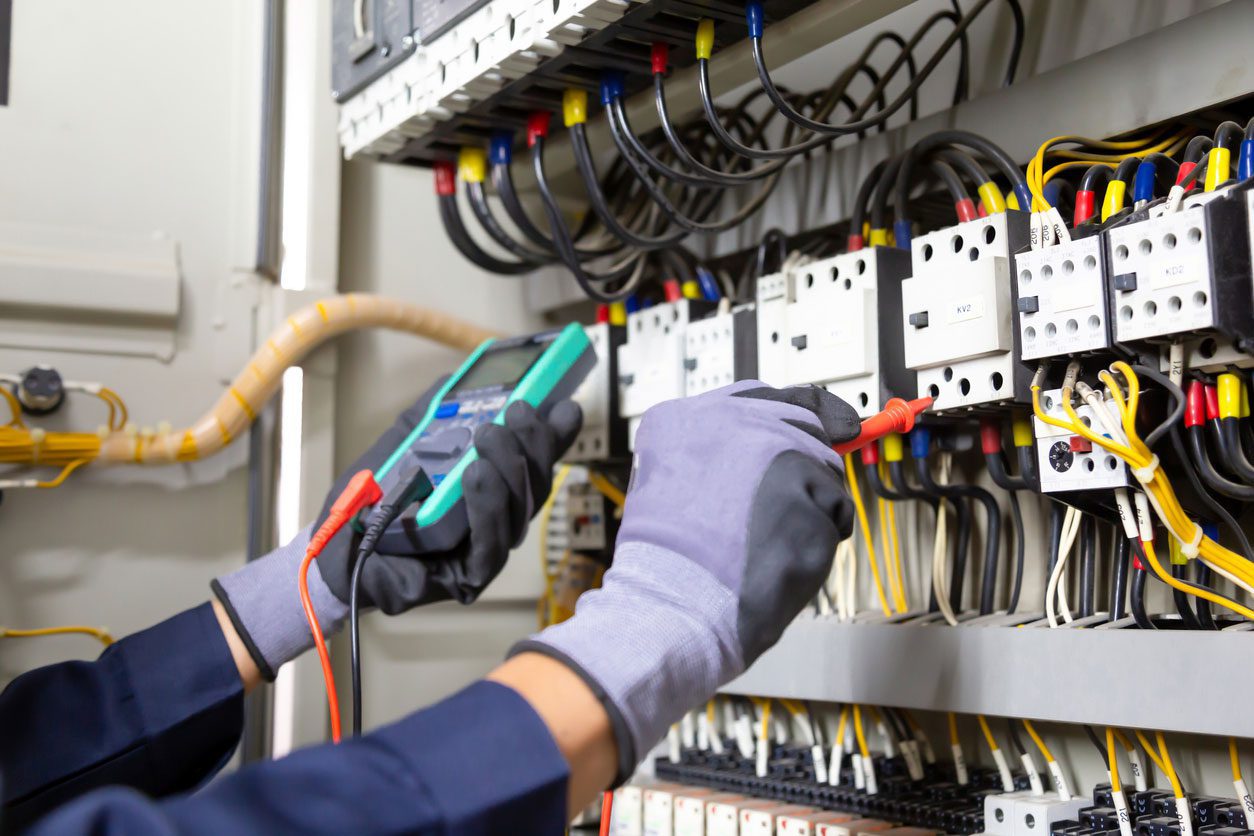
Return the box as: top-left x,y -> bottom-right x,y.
513,381 -> 858,782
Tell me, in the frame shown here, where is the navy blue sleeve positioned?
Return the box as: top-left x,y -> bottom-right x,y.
1,603 -> 244,831
28,680 -> 570,835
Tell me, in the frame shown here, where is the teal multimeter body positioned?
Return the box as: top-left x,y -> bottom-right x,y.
371,322 -> 595,554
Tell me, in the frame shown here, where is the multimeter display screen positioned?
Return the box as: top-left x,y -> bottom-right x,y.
448,342 -> 547,395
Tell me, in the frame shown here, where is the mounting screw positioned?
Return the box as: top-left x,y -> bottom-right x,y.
402,35 -> 415,48
16,366 -> 66,416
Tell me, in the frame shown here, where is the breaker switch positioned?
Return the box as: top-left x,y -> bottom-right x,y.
1016,295 -> 1040,314
908,311 -> 929,328
791,334 -> 808,351
1113,273 -> 1138,292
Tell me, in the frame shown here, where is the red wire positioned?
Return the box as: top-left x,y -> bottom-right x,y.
298,470 -> 382,744
599,791 -> 614,836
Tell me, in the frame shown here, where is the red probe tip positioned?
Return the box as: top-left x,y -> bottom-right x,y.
833,396 -> 932,456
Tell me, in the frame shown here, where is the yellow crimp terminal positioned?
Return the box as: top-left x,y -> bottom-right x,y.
1168,535 -> 1189,566
977,182 -> 1007,215
868,228 -> 889,248
883,433 -> 904,463
1218,374 -> 1243,420
562,89 -> 588,128
1012,412 -> 1034,448
695,19 -> 715,60
681,280 -> 701,300
458,147 -> 488,183
1205,147 -> 1231,192
1006,190 -> 1019,211
609,301 -> 628,326
1101,179 -> 1127,222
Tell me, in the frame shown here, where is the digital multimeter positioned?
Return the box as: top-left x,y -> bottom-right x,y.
370,322 -> 595,554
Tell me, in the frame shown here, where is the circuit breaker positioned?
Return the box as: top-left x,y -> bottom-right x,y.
684,305 -> 758,397
1106,188 -> 1254,346
783,248 -> 913,418
618,299 -> 713,448
1033,387 -> 1130,494
563,323 -> 627,463
901,212 -> 1032,411
755,270 -> 796,388
1014,231 -> 1113,360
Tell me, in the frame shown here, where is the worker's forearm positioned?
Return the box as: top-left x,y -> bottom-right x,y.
488,652 -> 618,820
212,598 -> 263,693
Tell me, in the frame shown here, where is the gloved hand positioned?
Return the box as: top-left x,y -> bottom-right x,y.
212,378 -> 582,680
512,381 -> 858,783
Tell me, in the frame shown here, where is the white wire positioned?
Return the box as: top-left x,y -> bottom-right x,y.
1046,507 -> 1082,627
933,453 -> 959,625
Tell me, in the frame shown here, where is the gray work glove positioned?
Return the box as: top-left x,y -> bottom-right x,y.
212,379 -> 582,681
512,381 -> 858,783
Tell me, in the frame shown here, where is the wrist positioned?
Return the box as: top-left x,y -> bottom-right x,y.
512,541 -> 742,782
211,526 -> 349,680
211,597 -> 263,692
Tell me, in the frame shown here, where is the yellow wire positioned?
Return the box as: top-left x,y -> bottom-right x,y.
1156,731 -> 1184,798
1230,738 -> 1244,784
853,705 -> 871,758
1,387 -> 25,428
948,712 -> 961,746
1022,719 -> 1056,763
1134,730 -> 1169,776
587,470 -> 626,509
1027,132 -> 1186,211
1107,728 -> 1122,789
880,463 -> 907,612
2,625 -> 114,646
836,706 -> 850,751
977,714 -> 1000,753
760,699 -> 773,742
97,387 -> 128,430
845,455 -> 892,616
35,459 -> 89,489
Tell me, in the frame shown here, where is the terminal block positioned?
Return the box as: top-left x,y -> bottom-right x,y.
756,270 -> 798,387
685,305 -> 759,397
1033,387 -> 1130,494
1106,188 -> 1254,346
1014,230 -> 1114,360
565,480 -> 616,554
562,323 -> 626,463
781,249 -> 914,419
901,212 -> 1032,412
618,298 -> 714,448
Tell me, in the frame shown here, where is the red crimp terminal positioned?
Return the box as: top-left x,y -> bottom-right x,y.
834,397 -> 932,456
861,441 -> 880,466
846,233 -> 864,252
979,417 -> 1002,456
1205,384 -> 1221,422
1073,190 -> 1095,226
1132,553 -> 1146,571
1177,161 -> 1197,190
651,42 -> 670,75
434,161 -> 457,196
1185,380 -> 1205,428
527,112 -> 551,148
663,278 -> 682,302
977,202 -> 989,218
595,304 -> 610,324
955,198 -> 978,223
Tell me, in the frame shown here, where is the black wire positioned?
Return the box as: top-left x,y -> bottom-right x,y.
1219,419 -> 1254,485
1129,544 -> 1155,630
349,547 -> 371,736
490,161 -> 619,258
1110,535 -> 1130,622
933,147 -> 991,193
1186,425 -> 1254,500
437,194 -> 535,275
1046,503 -> 1064,577
1183,135 -> 1213,165
1168,563 -> 1205,629
465,181 -> 552,264
1194,562 -> 1217,630
948,0 -> 970,104
1006,492 -> 1024,614
1084,726 -> 1111,769
1005,719 -> 1027,757
850,157 -> 896,243
1167,425 -> 1254,562
1214,120 -> 1243,153
929,158 -> 969,206
1129,364 -> 1183,449
914,457 -> 980,613
1079,163 -> 1113,195
1078,515 -> 1096,618
894,130 -> 1027,224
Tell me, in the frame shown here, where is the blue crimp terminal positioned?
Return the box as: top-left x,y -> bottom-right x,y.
910,427 -> 931,459
745,1 -> 765,38
489,132 -> 513,166
893,219 -> 913,250
1133,160 -> 1157,203
600,72 -> 625,106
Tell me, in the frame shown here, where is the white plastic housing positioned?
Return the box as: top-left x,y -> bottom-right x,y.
984,792 -> 1032,836
1033,387 -> 1129,494
1014,235 -> 1110,359
1107,203 -> 1217,341
902,215 -> 1018,411
685,311 -> 736,397
755,270 -> 795,387
642,785 -> 676,836
612,784 -> 645,836
1010,793 -> 1089,836
564,322 -> 613,462
785,252 -> 882,417
618,301 -> 693,448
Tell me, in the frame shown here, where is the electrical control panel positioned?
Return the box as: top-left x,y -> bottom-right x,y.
985,793 -> 1088,836
1014,232 -> 1113,360
563,323 -> 627,463
684,306 -> 758,398
618,299 -> 714,448
783,249 -> 913,418
565,480 -> 615,553
755,270 -> 796,388
1033,387 -> 1130,494
902,213 -> 1032,412
1106,189 -> 1254,346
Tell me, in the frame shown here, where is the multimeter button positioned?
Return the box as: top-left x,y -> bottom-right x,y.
434,403 -> 460,419
414,426 -> 472,457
